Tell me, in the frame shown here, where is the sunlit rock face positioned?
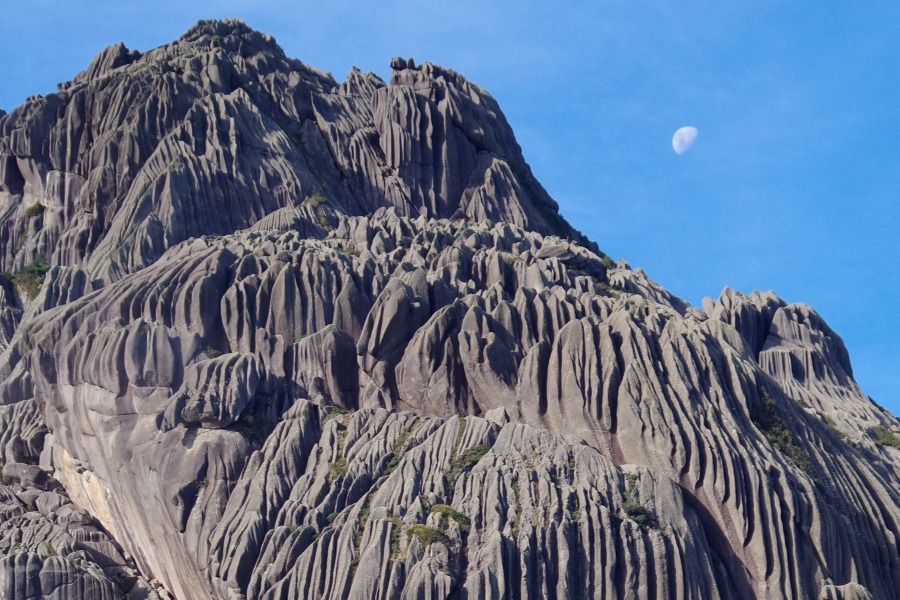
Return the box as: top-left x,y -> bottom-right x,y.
1,18 -> 899,600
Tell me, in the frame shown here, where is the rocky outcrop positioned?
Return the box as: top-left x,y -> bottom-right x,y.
0,275 -> 22,354
0,19 -> 586,290
0,466 -> 170,599
0,210 -> 895,599
0,18 -> 898,600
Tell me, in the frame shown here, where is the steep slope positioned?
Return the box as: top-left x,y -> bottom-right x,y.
0,19 -> 585,289
1,19 -> 898,600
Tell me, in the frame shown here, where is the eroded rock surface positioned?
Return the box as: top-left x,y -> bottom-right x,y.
0,466 -> 170,599
0,19 -> 586,288
1,18 -> 898,600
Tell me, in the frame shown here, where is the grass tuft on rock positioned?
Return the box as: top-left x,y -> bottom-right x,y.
430,504 -> 471,531
384,430 -> 412,475
304,191 -> 327,208
446,444 -> 489,489
621,472 -> 659,532
406,524 -> 449,547
25,203 -> 45,220
328,457 -> 348,479
751,390 -> 814,477
872,426 -> 900,449
8,260 -> 50,298
623,500 -> 659,530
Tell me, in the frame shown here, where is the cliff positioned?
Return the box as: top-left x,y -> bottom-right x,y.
0,19 -> 897,600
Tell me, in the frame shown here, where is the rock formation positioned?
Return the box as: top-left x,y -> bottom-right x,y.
0,18 -> 897,600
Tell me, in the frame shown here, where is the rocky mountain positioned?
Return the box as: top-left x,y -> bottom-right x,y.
0,18 -> 898,600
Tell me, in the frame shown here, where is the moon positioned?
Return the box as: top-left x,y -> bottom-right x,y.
672,126 -> 698,154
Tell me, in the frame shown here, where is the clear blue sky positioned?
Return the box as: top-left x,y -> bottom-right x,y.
2,1 -> 898,415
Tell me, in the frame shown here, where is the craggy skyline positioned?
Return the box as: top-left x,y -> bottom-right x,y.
2,1 -> 897,414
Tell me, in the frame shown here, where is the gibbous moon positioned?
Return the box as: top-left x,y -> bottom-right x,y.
672,126 -> 698,154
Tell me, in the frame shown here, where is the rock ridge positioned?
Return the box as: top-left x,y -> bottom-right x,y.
0,19 -> 897,600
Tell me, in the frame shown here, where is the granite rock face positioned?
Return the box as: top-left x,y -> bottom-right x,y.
1,18 -> 899,600
0,467 -> 170,600
0,19 -> 586,286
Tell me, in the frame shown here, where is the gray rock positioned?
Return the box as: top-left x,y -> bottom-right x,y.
0,19 -> 896,600
0,474 -> 171,599
2,210 -> 894,599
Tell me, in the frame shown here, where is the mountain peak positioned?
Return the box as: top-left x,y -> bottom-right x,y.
0,21 -> 897,600
71,40 -> 142,86
1,19 -> 591,282
178,18 -> 284,55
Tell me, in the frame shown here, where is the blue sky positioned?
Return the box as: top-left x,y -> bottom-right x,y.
2,1 -> 898,415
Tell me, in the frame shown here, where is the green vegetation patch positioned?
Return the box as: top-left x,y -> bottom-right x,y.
24,203 -> 45,220
751,390 -> 814,477
233,409 -> 274,446
326,423 -> 350,483
322,405 -> 350,425
595,282 -> 621,299
453,417 -> 467,450
406,524 -> 449,547
623,500 -> 659,530
509,479 -> 521,538
354,494 -> 375,552
328,457 -> 348,479
304,191 -> 328,208
387,514 -> 404,559
385,430 -> 412,475
446,444 -> 489,489
819,413 -> 846,440
600,254 -> 615,269
302,192 -> 330,229
430,504 -> 471,531
8,260 -> 50,298
872,426 -> 900,449
621,472 -> 659,532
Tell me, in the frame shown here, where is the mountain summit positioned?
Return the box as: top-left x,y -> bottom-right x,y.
0,19 -> 898,600
0,18 -> 589,285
